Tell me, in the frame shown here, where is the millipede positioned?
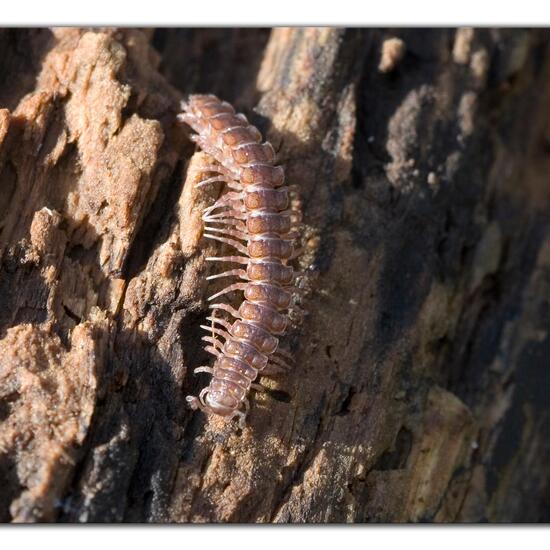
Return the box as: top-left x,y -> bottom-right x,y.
178,94 -> 302,427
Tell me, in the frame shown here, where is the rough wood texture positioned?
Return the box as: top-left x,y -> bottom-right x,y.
0,27 -> 549,523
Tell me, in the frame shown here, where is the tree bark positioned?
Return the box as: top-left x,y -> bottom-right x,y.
0,27 -> 549,523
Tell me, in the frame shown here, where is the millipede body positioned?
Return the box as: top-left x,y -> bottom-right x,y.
178,94 -> 302,427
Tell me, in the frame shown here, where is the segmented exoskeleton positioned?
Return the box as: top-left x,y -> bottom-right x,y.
178,95 -> 302,427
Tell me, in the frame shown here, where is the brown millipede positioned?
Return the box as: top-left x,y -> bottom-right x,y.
178,94 -> 302,427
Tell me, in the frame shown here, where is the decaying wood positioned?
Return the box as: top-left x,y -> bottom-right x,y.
0,27 -> 549,523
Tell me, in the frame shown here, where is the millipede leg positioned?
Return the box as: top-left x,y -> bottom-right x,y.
209,303 -> 241,319
273,347 -> 294,362
197,163 -> 229,173
203,208 -> 246,221
204,226 -> 249,241
200,325 -> 231,341
225,182 -> 244,191
266,355 -> 292,372
205,255 -> 249,265
202,335 -> 225,351
196,175 -> 228,188
187,389 -> 213,414
204,190 -> 244,209
208,282 -> 248,301
204,217 -> 247,232
206,268 -> 247,281
261,363 -> 287,376
289,304 -> 307,316
210,307 -> 216,342
177,112 -> 194,125
199,387 -> 210,407
232,408 -> 247,429
271,357 -> 292,371
204,225 -> 250,242
203,204 -> 233,219
192,136 -> 228,164
186,395 -> 201,410
194,366 -> 214,375
204,345 -> 221,358
287,184 -> 301,195
284,231 -> 302,241
292,270 -> 307,282
289,246 -> 305,260
203,233 -> 248,255
204,316 -> 233,332
286,285 -> 307,296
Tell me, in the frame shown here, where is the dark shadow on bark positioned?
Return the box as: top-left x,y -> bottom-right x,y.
152,28 -> 271,110
0,29 -> 54,110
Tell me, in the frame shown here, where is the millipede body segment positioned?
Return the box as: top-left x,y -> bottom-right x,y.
178,94 -> 302,427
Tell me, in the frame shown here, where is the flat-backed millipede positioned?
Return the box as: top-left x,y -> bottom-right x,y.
178,94 -> 302,427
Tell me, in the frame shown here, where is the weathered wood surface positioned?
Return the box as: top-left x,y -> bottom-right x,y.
0,27 -> 549,523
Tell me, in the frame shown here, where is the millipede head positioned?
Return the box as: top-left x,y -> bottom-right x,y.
187,392 -> 236,418
203,390 -> 240,417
